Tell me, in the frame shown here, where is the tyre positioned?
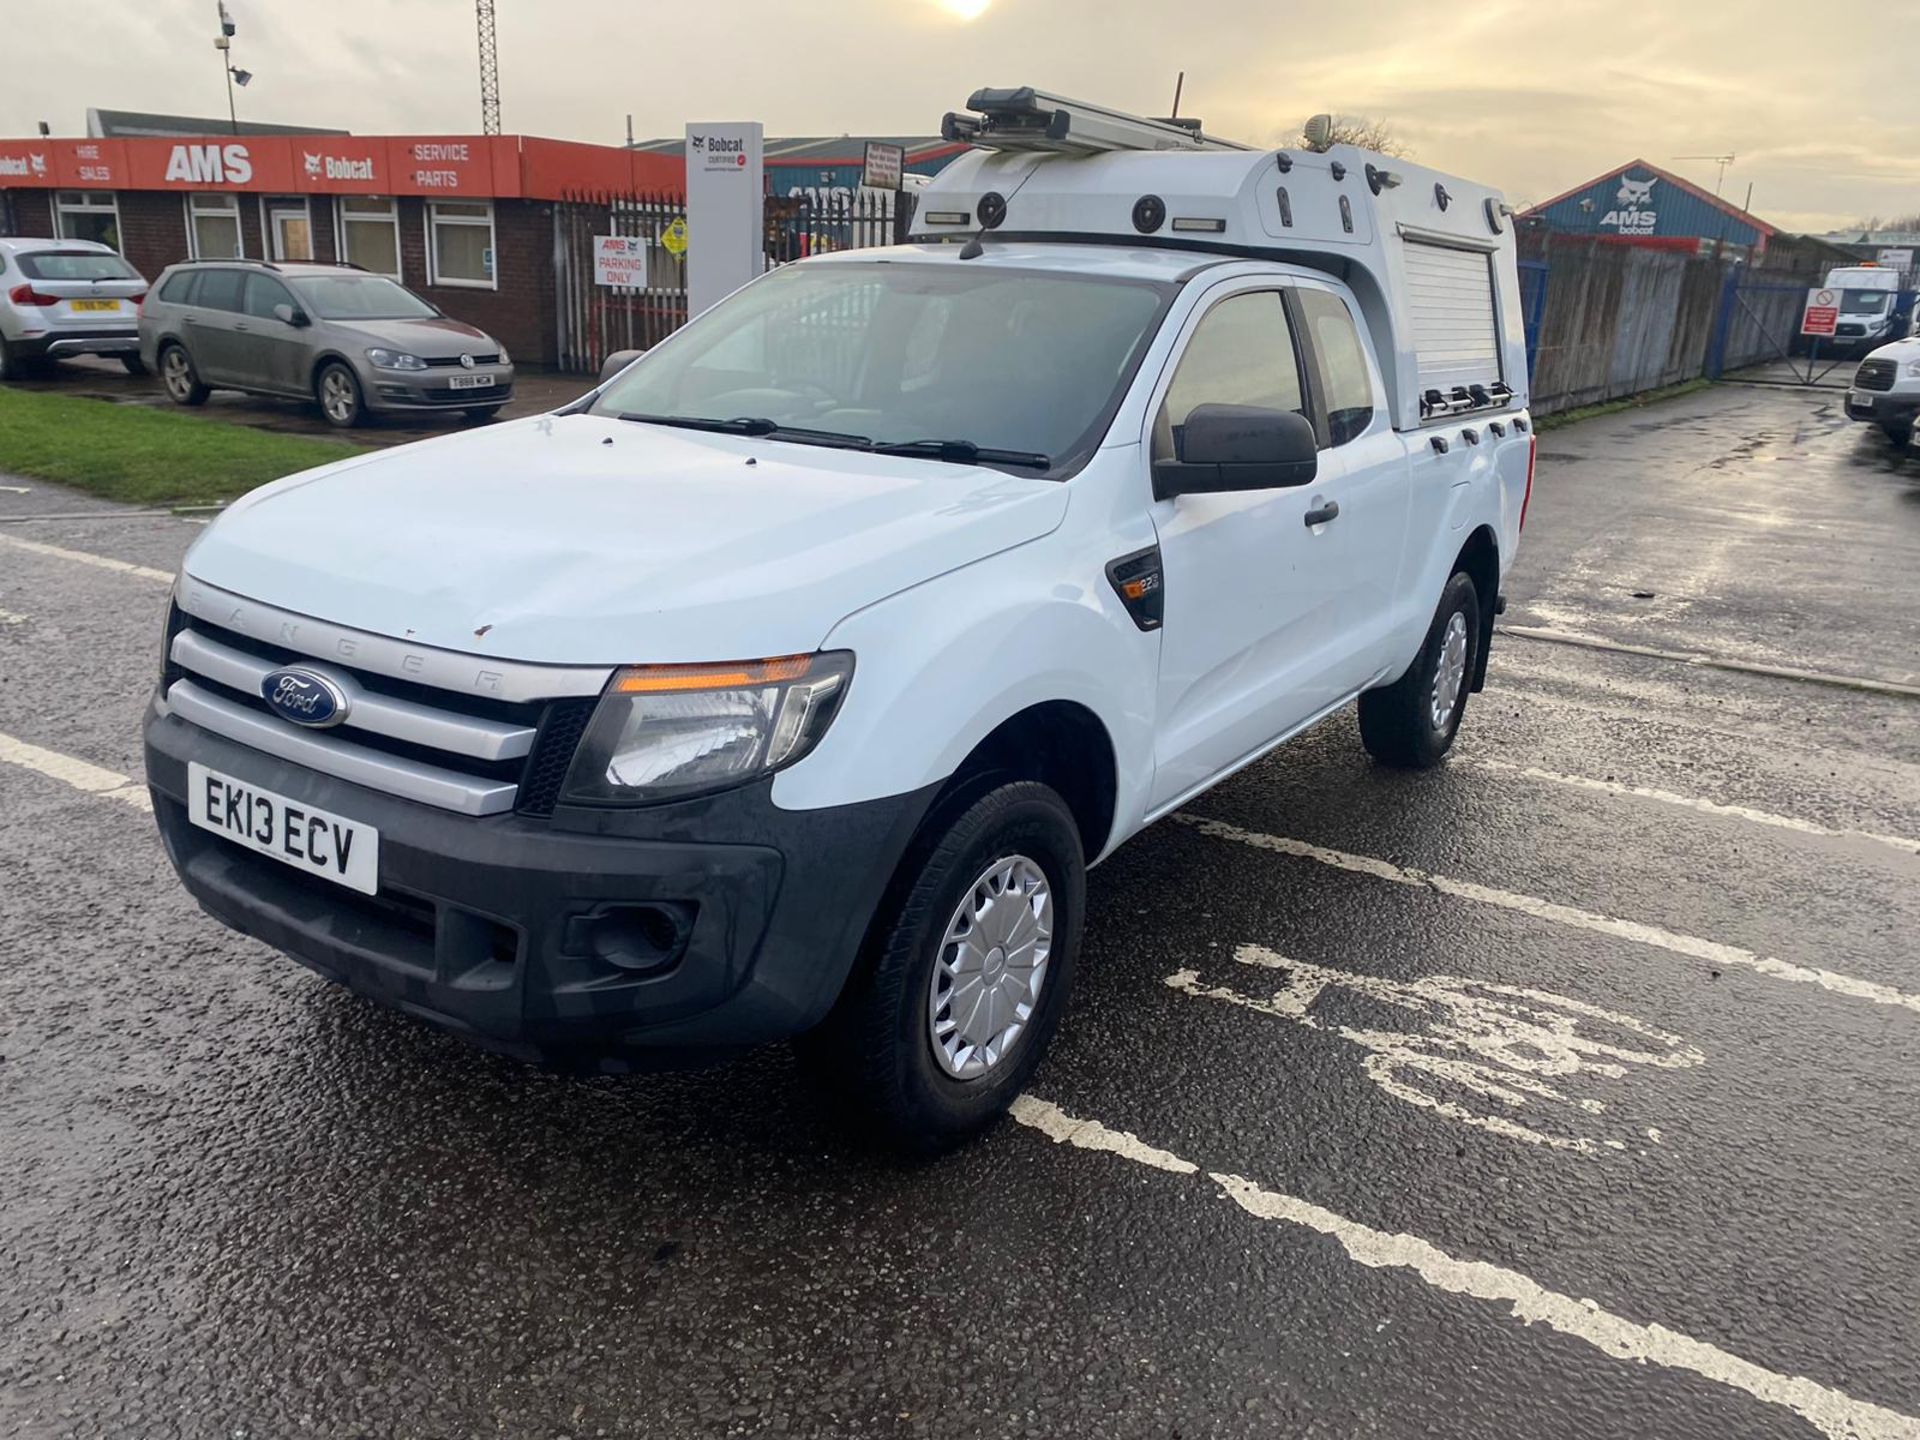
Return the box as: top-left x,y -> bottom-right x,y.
465,405 -> 505,423
1359,570 -> 1481,769
0,334 -> 16,382
120,354 -> 149,377
316,361 -> 366,429
159,343 -> 209,406
802,780 -> 1086,1152
1881,420 -> 1913,447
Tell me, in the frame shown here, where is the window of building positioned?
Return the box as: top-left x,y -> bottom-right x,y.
1295,289 -> 1377,446
427,200 -> 496,288
54,191 -> 122,251
187,194 -> 244,259
337,197 -> 401,279
1157,292 -> 1306,461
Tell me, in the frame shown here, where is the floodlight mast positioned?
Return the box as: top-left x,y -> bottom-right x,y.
942,87 -> 1251,155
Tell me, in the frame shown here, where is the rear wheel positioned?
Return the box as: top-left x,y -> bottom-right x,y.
316,362 -> 365,429
801,781 -> 1085,1152
1359,570 -> 1481,769
0,334 -> 17,382
159,343 -> 209,406
120,354 -> 149,377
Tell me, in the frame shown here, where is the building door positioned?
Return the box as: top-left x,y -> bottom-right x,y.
269,204 -> 313,261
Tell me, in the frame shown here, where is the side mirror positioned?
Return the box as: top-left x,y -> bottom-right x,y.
272,303 -> 310,328
600,347 -> 646,384
1153,404 -> 1319,501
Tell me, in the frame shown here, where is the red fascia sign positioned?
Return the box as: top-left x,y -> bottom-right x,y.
1800,288 -> 1840,338
0,135 -> 684,200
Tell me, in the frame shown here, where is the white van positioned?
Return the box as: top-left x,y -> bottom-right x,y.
144,90 -> 1535,1147
1824,265 -> 1906,351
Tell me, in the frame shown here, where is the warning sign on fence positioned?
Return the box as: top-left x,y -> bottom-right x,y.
593,235 -> 648,289
1800,287 -> 1840,338
661,216 -> 689,258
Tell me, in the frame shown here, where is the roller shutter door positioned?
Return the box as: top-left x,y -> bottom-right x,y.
1404,241 -> 1502,395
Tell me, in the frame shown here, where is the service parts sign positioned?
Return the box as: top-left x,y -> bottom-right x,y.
593,235 -> 649,289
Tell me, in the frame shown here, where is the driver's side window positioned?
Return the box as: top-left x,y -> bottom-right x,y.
1156,292 -> 1305,461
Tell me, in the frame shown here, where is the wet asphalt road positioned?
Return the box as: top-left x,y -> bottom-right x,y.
2,381 -> 1918,1439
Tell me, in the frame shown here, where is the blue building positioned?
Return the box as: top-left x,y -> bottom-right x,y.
1521,159 -> 1777,261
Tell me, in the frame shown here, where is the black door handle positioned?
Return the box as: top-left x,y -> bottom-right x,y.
1304,500 -> 1340,527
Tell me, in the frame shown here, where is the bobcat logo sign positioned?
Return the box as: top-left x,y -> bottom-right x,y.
164,142 -> 253,185
303,151 -> 324,180
1600,174 -> 1657,236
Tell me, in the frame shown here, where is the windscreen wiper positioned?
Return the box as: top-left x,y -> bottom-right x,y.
868,438 -> 1053,469
616,414 -> 872,449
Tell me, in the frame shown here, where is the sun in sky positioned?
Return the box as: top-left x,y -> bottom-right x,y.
931,0 -> 993,19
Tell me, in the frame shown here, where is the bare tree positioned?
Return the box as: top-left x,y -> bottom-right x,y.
1297,114 -> 1412,158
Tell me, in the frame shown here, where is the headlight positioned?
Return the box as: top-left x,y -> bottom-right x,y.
562,652 -> 852,804
496,343 -> 511,367
365,348 -> 427,371
1904,358 -> 1920,378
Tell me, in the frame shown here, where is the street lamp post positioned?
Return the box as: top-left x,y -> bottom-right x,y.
214,3 -> 250,136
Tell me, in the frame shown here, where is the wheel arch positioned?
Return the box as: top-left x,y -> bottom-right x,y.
308,351 -> 360,395
1452,524 -> 1500,692
926,700 -> 1120,864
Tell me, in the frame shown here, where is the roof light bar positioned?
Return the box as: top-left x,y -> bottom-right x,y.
942,87 -> 1251,156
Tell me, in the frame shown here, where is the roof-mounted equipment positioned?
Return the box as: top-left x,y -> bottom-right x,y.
941,87 -> 1251,156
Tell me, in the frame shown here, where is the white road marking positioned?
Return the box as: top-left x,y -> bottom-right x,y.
0,731 -> 151,812
1166,947 -> 1701,1154
0,484 -> 29,495
1499,624 -> 1920,699
0,608 -> 25,626
1471,757 -> 1920,859
0,533 -> 175,585
1012,1100 -> 1920,1440
1174,814 -> 1920,1017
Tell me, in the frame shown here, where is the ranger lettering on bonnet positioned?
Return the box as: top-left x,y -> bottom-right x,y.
144,86 -> 1535,1150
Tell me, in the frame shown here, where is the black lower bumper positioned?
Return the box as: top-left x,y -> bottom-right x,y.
366,377 -> 515,413
144,706 -> 934,1068
1846,390 -> 1918,428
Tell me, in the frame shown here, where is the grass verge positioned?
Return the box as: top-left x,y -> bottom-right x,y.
0,388 -> 369,507
1534,378 -> 1713,432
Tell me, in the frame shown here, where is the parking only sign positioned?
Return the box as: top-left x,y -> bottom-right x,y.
1801,288 -> 1840,337
593,234 -> 648,289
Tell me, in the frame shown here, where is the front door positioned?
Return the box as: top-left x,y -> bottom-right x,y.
1144,282 -> 1410,812
271,207 -> 313,261
240,273 -> 312,395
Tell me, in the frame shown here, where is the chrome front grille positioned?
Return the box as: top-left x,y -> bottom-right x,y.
164,581 -> 613,816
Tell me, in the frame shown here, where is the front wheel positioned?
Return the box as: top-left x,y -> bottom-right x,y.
1359,570 -> 1482,769
120,354 -> 149,377
801,781 -> 1086,1152
316,361 -> 366,429
1881,420 -> 1913,447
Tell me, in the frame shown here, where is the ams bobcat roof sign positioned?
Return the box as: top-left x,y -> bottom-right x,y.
1520,159 -> 1776,253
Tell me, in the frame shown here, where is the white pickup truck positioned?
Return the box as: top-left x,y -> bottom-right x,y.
144,90 -> 1535,1147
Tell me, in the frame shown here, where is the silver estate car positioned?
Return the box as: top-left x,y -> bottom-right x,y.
138,260 -> 514,428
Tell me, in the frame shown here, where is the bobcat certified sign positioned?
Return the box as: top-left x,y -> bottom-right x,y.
1600,174 -> 1658,236
685,122 -> 764,318
1801,288 -> 1840,338
593,235 -> 649,289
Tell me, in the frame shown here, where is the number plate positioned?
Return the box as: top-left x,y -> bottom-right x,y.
71,299 -> 121,313
447,373 -> 495,391
187,763 -> 379,895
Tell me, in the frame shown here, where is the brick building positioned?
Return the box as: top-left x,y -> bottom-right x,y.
0,133 -> 684,367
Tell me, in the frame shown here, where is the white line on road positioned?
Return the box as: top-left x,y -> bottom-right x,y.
1499,624 -> 1920,700
0,533 -> 175,585
1470,757 -> 1920,859
1173,814 -> 1920,1016
1011,1098 -> 1920,1440
0,608 -> 24,626
0,731 -> 151,811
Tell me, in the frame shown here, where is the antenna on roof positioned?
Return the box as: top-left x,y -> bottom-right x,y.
1170,71 -> 1185,121
943,87 -> 1249,155
1674,152 -> 1736,197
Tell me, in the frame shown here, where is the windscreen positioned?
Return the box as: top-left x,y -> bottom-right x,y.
1842,289 -> 1891,314
590,261 -> 1173,473
293,273 -> 438,321
17,251 -> 138,281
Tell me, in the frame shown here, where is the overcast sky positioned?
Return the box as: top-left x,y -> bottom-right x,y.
7,0 -> 1917,233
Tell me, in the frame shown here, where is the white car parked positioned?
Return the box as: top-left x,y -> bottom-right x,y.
144,90 -> 1536,1148
0,237 -> 149,380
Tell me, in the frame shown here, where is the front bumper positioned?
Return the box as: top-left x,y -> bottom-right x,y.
145,703 -> 934,1067
1845,389 -> 1919,427
10,327 -> 141,359
361,365 -> 516,413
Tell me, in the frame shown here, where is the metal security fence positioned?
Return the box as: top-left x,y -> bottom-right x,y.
553,188 -> 917,374
553,190 -> 691,374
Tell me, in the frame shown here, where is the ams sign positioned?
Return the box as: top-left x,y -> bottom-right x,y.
164,143 -> 254,185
